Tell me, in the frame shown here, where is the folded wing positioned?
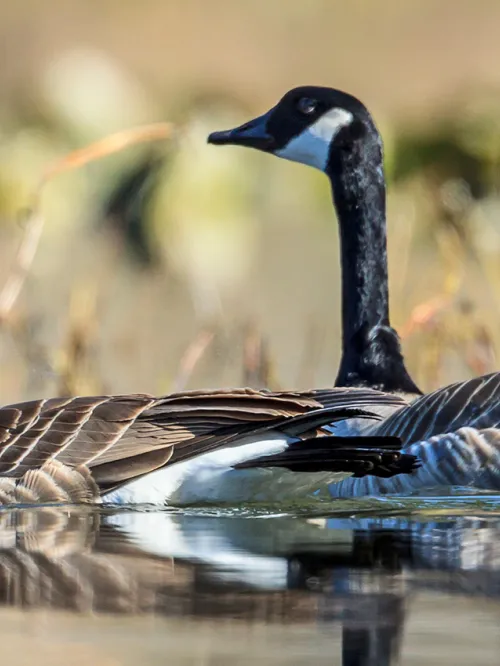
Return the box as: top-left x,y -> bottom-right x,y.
0,386 -> 406,500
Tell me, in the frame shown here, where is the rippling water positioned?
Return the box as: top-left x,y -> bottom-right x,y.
2,497 -> 500,665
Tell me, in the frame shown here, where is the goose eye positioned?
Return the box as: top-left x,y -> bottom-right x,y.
296,97 -> 317,115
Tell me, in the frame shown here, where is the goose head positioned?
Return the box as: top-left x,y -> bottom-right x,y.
207,86 -> 381,175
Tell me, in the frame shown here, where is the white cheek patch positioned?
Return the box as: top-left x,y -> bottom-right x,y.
275,107 -> 354,171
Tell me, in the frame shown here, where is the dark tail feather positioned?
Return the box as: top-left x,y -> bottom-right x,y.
277,407 -> 382,438
234,436 -> 420,479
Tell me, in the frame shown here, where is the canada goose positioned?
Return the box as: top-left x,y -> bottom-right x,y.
209,86 -> 500,494
0,388 -> 416,505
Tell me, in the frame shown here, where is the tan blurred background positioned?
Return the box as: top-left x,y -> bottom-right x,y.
0,0 -> 500,403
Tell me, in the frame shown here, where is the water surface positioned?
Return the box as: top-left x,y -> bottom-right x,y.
2,496 -> 500,665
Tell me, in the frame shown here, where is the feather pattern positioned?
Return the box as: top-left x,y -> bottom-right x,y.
329,426 -> 500,496
372,373 -> 500,443
253,374 -> 500,495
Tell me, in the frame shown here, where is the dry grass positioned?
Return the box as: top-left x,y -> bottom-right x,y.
1,109 -> 500,401
0,2 -> 498,402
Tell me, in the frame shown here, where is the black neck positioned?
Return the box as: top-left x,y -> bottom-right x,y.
327,127 -> 421,395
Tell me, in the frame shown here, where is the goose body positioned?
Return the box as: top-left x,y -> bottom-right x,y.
209,86 -> 500,495
0,387 -> 415,506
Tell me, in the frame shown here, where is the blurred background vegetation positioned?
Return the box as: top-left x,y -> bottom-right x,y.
0,0 -> 500,403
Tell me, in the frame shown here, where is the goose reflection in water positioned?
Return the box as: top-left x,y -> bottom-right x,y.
0,506 -> 499,665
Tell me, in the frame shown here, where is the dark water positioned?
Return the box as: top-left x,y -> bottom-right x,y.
2,498 -> 500,665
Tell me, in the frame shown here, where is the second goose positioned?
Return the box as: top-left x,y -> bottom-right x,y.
209,86 -> 500,494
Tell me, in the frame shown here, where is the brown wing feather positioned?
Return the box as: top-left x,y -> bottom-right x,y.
0,396 -> 156,475
0,460 -> 99,504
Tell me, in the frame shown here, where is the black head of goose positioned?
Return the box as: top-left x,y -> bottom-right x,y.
208,86 -> 421,397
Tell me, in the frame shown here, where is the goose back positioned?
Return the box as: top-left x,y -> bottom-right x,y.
372,373 -> 500,444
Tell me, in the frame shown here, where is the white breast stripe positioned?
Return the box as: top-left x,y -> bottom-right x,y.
275,107 -> 353,171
